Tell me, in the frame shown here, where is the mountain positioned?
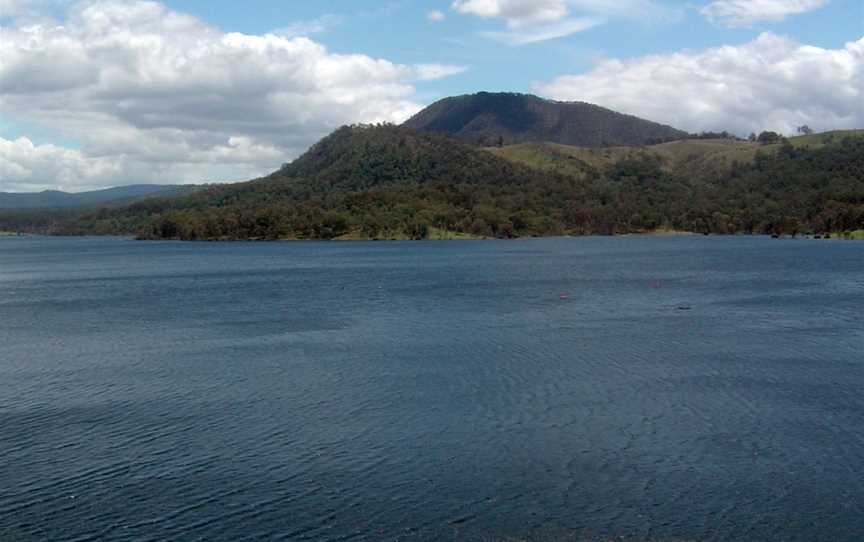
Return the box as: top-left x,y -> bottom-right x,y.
0,124 -> 568,239
1,126 -> 862,241
106,124 -> 553,210
402,92 -> 688,147
0,184 -> 192,210
273,123 -> 552,192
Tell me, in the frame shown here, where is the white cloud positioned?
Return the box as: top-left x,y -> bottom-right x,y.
452,0 -> 569,27
0,0 -> 27,17
535,33 -> 864,136
702,0 -> 830,28
0,1 -> 466,191
427,9 -> 446,22
0,132 -> 288,192
482,16 -> 604,45
272,14 -> 343,38
414,63 -> 470,80
451,0 -> 680,44
0,136 -> 121,192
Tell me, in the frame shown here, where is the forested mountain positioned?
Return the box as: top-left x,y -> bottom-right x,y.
402,92 -> 688,147
0,185 -> 191,209
0,126 -> 861,241
276,124 -> 552,191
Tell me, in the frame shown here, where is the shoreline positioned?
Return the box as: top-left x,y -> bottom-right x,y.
624,229 -> 699,237
8,230 -> 862,242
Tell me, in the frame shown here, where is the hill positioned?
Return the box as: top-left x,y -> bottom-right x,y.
487,138 -> 763,180
1,127 -> 862,241
275,123 -> 552,192
786,129 -> 864,148
0,184 -> 192,210
0,124 -> 572,239
402,92 -> 688,147
109,124 -> 556,211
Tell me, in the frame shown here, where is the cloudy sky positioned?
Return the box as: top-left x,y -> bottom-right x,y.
0,0 -> 861,192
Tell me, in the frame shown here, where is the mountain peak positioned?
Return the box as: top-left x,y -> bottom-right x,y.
403,92 -> 687,147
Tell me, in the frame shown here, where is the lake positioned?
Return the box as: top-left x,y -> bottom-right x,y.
1,236 -> 862,541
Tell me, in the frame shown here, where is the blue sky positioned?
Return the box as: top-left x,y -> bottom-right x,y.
160,0 -> 861,98
1,0 -> 862,191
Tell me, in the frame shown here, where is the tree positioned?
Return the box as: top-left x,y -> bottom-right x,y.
6,123 -> 862,241
796,125 -> 813,135
757,131 -> 783,145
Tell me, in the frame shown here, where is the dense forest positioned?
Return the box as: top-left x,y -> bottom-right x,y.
1,125 -> 861,241
403,92 -> 688,147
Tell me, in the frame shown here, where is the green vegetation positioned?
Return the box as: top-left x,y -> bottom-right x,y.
427,227 -> 484,240
786,129 -> 864,149
403,92 -> 687,147
840,230 -> 864,240
332,227 -> 483,241
487,138 -> 763,180
0,125 -> 862,241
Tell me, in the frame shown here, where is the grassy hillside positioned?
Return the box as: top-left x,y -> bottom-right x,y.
403,92 -> 688,147
786,129 -> 864,148
487,139 -> 762,180
489,130 -> 864,181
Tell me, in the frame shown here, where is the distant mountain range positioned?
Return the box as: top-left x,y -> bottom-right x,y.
403,92 -> 688,147
0,184 -> 191,210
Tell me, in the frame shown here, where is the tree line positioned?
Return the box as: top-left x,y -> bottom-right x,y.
1,127 -> 861,240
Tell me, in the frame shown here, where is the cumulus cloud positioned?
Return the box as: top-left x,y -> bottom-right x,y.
535,33 -> 864,136
702,0 -> 830,28
0,132 -> 287,192
451,0 -> 680,44
0,1 -> 466,191
0,136 -> 121,192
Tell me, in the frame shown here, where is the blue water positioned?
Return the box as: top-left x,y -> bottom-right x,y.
1,236 -> 862,541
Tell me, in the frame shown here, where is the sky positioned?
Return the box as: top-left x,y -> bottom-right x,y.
0,0 -> 862,192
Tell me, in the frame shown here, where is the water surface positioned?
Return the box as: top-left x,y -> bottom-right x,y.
1,236 -> 862,541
